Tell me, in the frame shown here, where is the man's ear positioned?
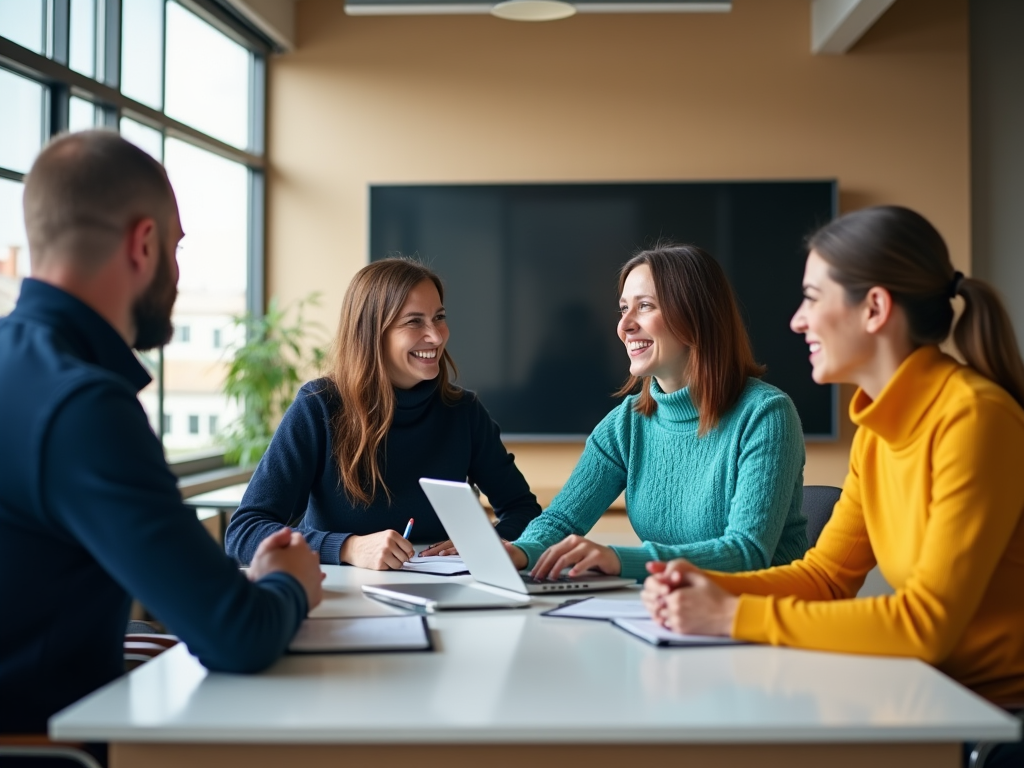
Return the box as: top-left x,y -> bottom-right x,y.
863,286 -> 894,335
125,217 -> 159,281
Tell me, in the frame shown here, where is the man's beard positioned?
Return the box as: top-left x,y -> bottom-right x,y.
132,238 -> 178,351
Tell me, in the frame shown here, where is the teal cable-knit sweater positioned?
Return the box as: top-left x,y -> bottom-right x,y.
513,378 -> 808,580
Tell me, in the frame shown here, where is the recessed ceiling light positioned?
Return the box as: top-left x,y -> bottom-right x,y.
491,0 -> 577,21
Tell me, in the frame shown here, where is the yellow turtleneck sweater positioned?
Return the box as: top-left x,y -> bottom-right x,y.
708,346 -> 1024,705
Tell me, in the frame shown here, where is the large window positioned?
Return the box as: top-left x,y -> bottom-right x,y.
1,0 -> 271,459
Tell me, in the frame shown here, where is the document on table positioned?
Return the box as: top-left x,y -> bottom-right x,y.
401,555 -> 469,576
289,616 -> 432,653
543,597 -> 650,620
612,618 -> 748,647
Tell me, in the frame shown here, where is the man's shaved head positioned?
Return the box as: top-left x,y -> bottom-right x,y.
23,129 -> 175,274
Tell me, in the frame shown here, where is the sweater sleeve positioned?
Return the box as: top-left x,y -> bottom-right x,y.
225,384 -> 346,565
42,383 -> 307,673
465,394 -> 542,540
706,427 -> 876,601
717,399 -> 1024,663
610,394 -> 806,578
512,403 -> 629,569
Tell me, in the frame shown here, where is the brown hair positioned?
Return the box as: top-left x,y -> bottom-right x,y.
326,258 -> 461,507
808,205 -> 1024,408
23,129 -> 174,274
615,244 -> 765,435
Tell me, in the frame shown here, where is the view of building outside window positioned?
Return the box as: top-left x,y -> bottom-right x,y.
0,178 -> 29,316
1,0 -> 265,461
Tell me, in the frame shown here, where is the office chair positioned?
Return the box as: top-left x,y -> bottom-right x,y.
802,485 -> 842,547
0,623 -> 179,766
968,707 -> 1024,767
124,620 -> 179,671
0,738 -> 104,768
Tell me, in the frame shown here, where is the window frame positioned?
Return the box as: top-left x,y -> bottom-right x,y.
0,0 -> 272,465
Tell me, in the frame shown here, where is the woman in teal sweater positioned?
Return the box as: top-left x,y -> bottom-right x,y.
509,244 -> 808,581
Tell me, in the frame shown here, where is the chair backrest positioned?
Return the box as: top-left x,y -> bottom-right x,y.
802,485 -> 843,547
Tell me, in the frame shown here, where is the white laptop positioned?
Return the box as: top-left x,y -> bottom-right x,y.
420,478 -> 633,594
362,480 -> 633,612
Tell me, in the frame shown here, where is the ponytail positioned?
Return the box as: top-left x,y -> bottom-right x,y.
809,205 -> 1024,409
953,278 -> 1024,409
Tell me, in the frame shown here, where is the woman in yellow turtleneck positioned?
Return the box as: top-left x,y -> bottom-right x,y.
642,206 -> 1024,715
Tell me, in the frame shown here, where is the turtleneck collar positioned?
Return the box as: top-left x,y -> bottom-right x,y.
649,378 -> 700,427
849,345 -> 960,448
393,377 -> 441,427
11,278 -> 151,393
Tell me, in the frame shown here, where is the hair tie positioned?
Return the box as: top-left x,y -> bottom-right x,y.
949,271 -> 965,299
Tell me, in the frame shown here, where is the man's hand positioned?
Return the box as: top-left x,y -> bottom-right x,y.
642,559 -> 737,636
340,530 -> 415,570
530,534 -> 621,580
248,528 -> 325,610
418,539 -> 458,557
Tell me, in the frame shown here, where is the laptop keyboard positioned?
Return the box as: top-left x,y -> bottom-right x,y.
520,573 -> 603,585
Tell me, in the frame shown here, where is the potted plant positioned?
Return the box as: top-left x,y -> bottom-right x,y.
220,293 -> 325,466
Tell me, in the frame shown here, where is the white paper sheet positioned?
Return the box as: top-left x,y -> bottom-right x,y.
545,598 -> 650,620
289,616 -> 431,653
612,618 -> 747,647
401,555 -> 469,576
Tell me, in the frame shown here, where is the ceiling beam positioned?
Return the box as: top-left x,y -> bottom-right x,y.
223,0 -> 296,52
811,0 -> 897,55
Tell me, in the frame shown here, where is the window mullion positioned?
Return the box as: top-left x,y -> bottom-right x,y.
102,0 -> 121,90
246,48 -> 265,321
248,50 -> 264,155
0,167 -> 26,183
247,168 -> 264,321
51,0 -> 70,65
49,0 -> 70,135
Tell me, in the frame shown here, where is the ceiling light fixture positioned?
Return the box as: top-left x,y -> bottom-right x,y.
490,0 -> 577,21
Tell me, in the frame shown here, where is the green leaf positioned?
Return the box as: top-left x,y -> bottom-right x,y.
218,292 -> 327,466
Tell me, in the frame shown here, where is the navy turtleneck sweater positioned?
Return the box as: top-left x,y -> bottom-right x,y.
0,279 -> 307,734
225,378 -> 542,564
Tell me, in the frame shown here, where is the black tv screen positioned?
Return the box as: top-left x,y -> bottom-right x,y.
370,181 -> 837,440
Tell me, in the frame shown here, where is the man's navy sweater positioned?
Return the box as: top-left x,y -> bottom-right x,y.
225,378 -> 541,564
0,280 -> 308,734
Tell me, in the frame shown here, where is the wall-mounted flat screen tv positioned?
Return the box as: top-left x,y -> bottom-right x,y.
370,181 -> 837,440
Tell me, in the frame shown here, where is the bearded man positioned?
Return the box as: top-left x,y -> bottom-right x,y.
0,131 -> 323,741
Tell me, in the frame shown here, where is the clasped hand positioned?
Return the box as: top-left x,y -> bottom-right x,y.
247,527 -> 325,609
641,559 -> 739,637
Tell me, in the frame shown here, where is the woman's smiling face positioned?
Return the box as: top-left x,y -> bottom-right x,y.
617,264 -> 689,393
790,249 -> 875,386
383,278 -> 450,390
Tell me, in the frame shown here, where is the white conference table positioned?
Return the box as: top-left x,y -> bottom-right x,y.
51,566 -> 1020,768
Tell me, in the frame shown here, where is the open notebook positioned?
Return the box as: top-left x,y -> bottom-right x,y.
612,618 -> 748,647
401,555 -> 469,576
542,598 -> 650,620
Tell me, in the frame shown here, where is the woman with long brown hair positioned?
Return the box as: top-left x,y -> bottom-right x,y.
643,207 -> 1024,727
509,243 -> 808,581
226,258 -> 541,570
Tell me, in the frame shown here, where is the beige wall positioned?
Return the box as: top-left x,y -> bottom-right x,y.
266,0 -> 969,494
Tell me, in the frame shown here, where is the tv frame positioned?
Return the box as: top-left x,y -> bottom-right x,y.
368,179 -> 840,443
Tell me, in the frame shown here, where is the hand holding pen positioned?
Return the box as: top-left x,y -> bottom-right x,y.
338,523 -> 415,570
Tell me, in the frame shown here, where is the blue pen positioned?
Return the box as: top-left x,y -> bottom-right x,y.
402,518 -> 414,539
